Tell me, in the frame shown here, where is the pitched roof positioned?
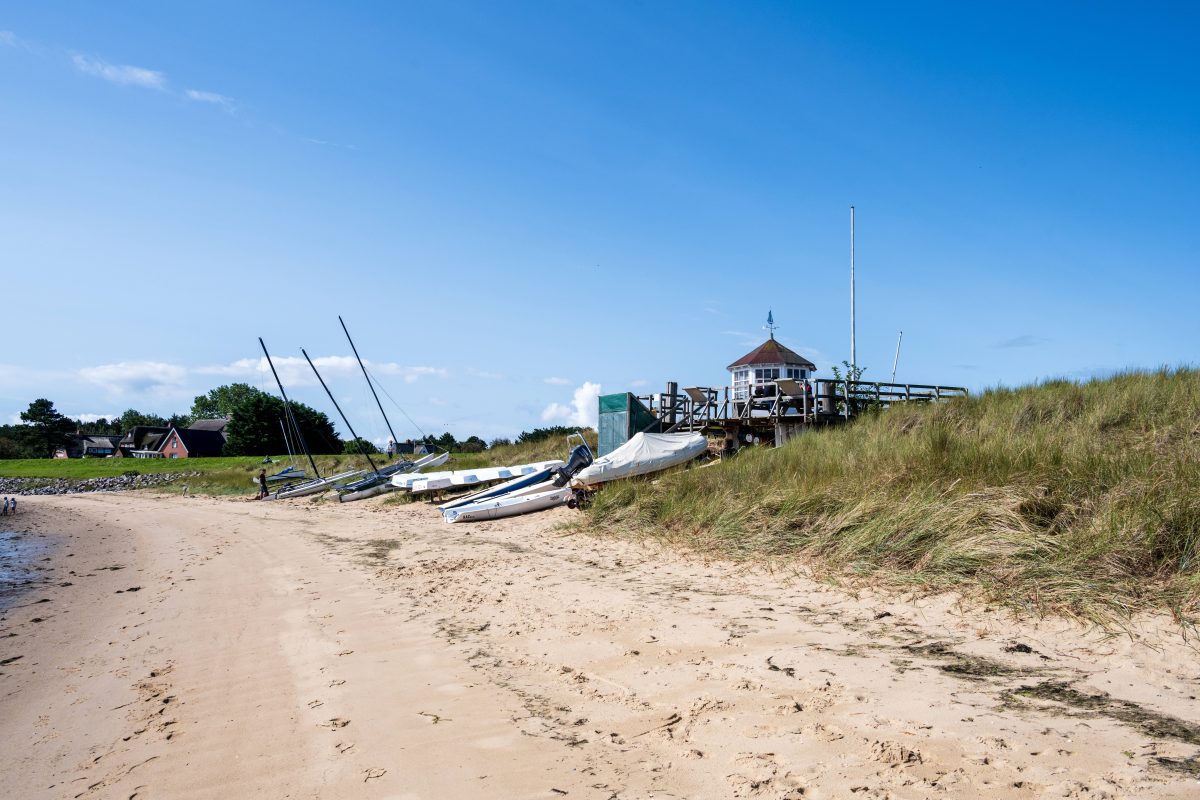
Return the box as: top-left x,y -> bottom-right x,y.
726,338 -> 816,371
188,418 -> 228,433
119,426 -> 169,449
158,426 -> 226,457
81,435 -> 120,452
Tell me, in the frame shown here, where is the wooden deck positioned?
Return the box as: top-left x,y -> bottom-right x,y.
639,379 -> 968,446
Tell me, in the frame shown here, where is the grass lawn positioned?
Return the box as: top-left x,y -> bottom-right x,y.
0,431 -> 598,497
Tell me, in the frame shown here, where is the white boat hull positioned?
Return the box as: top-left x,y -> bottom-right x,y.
443,484 -> 571,523
398,460 -> 563,494
267,470 -> 364,500
338,482 -> 395,502
572,433 -> 707,487
438,467 -> 559,511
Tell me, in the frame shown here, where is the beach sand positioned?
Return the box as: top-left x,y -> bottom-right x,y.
1,492 -> 1197,799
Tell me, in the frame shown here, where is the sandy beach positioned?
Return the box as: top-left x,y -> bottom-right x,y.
1,493 -> 1198,799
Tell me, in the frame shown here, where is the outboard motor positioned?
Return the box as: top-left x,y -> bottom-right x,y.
553,443 -> 594,487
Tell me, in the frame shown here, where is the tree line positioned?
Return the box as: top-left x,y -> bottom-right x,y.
0,385 -> 581,459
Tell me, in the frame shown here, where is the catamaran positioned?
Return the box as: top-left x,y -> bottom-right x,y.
257,337 -> 364,501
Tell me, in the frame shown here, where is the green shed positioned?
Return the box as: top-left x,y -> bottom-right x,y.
597,392 -> 661,456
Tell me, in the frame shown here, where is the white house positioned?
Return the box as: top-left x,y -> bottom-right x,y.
727,335 -> 816,401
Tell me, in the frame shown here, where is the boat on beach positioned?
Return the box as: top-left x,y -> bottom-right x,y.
440,434 -> 596,522
571,432 -> 707,488
402,460 -> 564,495
443,482 -> 572,523
265,465 -> 306,483
257,336 -> 347,501
437,465 -> 562,511
269,469 -> 363,499
336,451 -> 449,502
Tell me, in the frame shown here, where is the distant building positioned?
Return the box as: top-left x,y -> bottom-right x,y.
118,426 -> 170,458
727,336 -> 816,402
156,423 -> 227,459
54,434 -> 122,459
187,418 -> 228,434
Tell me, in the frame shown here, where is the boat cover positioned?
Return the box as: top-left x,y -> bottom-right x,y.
571,432 -> 707,487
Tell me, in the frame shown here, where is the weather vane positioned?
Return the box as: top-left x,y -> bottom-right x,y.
765,309 -> 777,339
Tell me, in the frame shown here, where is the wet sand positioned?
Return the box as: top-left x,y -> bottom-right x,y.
1,492 -> 1197,798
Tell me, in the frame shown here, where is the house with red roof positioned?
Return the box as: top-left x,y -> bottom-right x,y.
726,334 -> 816,402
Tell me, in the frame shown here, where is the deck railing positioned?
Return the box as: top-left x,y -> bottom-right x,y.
648,379 -> 968,433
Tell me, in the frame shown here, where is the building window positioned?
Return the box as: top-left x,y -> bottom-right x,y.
732,369 -> 751,401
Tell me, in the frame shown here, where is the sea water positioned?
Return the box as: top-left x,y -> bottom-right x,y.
0,529 -> 51,611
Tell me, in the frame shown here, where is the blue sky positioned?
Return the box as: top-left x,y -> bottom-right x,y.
2,2 -> 1197,442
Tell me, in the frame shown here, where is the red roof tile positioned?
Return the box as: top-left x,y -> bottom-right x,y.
726,338 -> 816,371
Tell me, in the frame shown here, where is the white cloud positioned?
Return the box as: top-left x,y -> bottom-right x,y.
195,356 -> 447,387
721,329 -> 763,348
543,376 -> 572,386
185,89 -> 234,110
541,381 -> 601,429
0,30 -> 17,47
398,366 -> 449,383
73,412 -> 119,423
0,363 -> 69,388
79,361 -> 187,395
302,137 -> 358,150
468,368 -> 505,380
628,379 -> 648,389
72,54 -> 166,89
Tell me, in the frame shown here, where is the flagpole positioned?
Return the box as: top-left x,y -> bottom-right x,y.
850,205 -> 856,376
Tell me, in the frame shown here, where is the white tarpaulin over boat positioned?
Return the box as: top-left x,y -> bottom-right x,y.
571,432 -> 707,487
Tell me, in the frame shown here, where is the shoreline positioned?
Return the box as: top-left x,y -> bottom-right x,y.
0,506 -> 59,612
2,492 -> 1198,798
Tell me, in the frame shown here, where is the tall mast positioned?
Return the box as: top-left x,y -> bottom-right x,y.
259,337 -> 321,479
850,205 -> 856,377
278,418 -> 296,469
339,316 -> 401,448
301,348 -> 380,475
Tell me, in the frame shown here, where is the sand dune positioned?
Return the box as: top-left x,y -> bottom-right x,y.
1,493 -> 1197,798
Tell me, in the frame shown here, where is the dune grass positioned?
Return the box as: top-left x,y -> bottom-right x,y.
584,369 -> 1200,625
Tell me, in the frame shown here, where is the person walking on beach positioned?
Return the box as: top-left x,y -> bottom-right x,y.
257,470 -> 269,500
8,497 -> 14,515
1,497 -> 8,516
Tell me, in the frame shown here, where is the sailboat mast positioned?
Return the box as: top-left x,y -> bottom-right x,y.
301,348 -> 380,475
259,337 -> 322,479
278,418 -> 297,469
339,316 -> 401,448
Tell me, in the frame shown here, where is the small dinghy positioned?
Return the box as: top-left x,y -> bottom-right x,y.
571,432 -> 707,487
443,482 -> 572,523
438,466 -> 560,511
441,435 -> 595,523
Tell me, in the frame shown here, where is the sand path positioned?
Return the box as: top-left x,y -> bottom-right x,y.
1,493 -> 1198,798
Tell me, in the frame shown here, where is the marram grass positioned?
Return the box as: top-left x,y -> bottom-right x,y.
584,368 -> 1200,625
